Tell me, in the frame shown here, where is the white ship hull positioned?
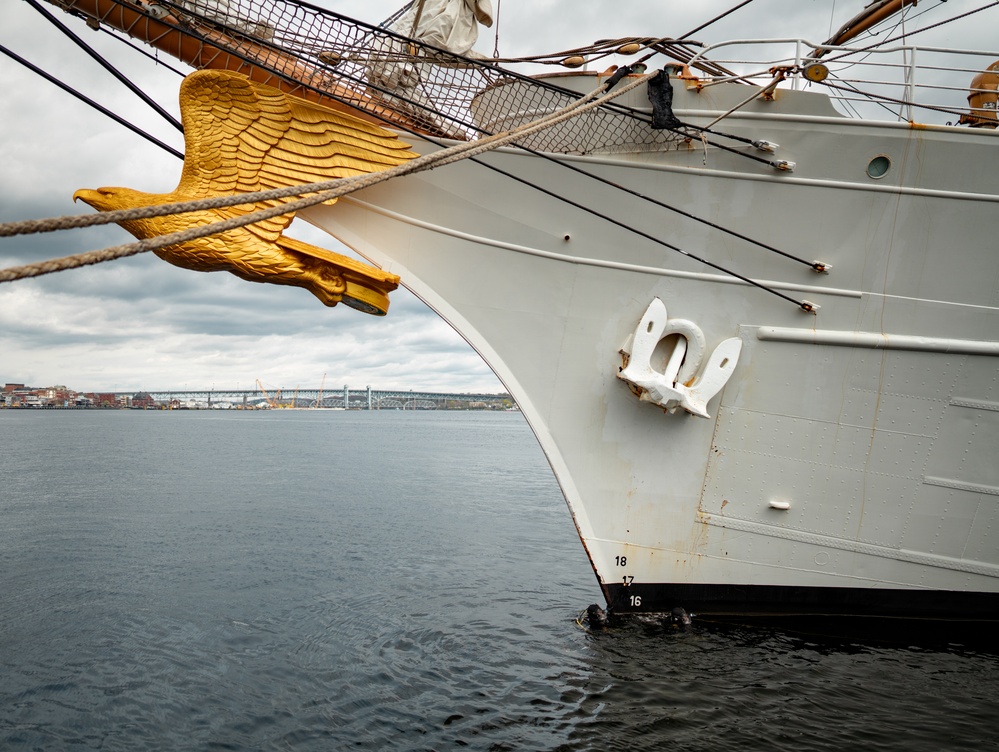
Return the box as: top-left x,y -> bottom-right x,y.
304,74 -> 999,619
28,0 -> 999,621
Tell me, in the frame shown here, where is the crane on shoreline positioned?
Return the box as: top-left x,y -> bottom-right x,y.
315,372 -> 327,408
255,379 -> 279,409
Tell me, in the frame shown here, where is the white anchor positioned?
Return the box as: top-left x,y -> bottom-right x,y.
617,298 -> 742,418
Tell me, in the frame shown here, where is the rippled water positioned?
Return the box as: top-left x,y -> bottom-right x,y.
2,410 -> 996,750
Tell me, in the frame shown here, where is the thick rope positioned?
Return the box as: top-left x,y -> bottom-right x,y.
0,70 -> 655,284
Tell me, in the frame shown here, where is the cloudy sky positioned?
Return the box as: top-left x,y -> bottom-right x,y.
0,0 -> 990,393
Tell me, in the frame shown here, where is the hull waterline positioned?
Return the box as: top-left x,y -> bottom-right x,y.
303,75 -> 999,621
26,0 -> 999,623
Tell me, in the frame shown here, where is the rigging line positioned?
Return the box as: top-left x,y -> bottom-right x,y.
664,124 -> 785,169
627,0 -> 759,84
0,74 -> 662,269
821,78 -> 902,119
462,92 -> 818,267
676,0 -> 757,41
1,67 -> 815,311
3,34 -> 817,273
116,12 -> 823,270
378,2 -> 415,29
0,72 -> 653,240
307,36 -> 789,174
850,3 -> 911,41
12,8 -> 816,307
492,0 -> 501,59
153,0 -> 705,152
849,0 -> 954,45
326,58 -> 816,265
819,0 -> 999,65
498,140 -> 826,272
461,149 -> 818,313
819,78 -> 971,119
5,148 -> 817,311
701,72 -> 786,130
25,0 -> 183,133
98,27 -> 189,77
161,4 -> 785,175
0,43 -> 183,160
120,4 -> 801,225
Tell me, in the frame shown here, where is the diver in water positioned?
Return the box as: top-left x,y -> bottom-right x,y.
667,607 -> 692,631
583,604 -> 693,632
585,603 -> 609,630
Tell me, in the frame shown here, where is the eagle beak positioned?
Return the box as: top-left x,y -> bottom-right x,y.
73,189 -> 97,206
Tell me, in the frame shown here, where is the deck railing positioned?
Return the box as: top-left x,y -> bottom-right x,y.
688,38 -> 999,126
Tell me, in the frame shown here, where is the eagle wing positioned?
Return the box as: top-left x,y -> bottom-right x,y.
176,70 -> 417,242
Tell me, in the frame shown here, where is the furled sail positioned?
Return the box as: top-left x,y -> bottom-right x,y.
392,0 -> 494,57
367,0 -> 494,133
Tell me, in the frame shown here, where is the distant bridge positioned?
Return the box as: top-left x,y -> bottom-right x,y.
135,386 -> 511,410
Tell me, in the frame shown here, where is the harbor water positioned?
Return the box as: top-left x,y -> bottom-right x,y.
1,409 -> 996,750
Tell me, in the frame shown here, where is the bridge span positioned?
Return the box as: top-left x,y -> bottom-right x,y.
140,386 -> 512,410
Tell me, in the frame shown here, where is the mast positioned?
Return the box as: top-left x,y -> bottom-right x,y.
814,0 -> 919,56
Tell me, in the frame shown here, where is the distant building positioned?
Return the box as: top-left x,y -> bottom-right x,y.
3,386 -> 36,407
131,392 -> 157,409
40,386 -> 74,407
89,393 -> 119,408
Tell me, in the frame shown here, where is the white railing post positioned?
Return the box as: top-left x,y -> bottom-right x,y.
793,39 -> 802,91
905,46 -> 917,121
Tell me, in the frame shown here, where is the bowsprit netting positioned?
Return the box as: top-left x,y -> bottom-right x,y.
82,0 -> 688,154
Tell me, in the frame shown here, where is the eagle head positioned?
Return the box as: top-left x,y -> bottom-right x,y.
73,186 -> 159,212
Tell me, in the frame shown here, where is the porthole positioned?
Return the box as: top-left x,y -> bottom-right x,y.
866,154 -> 891,179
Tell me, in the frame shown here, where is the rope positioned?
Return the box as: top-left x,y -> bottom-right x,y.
0,70 -> 656,283
1,65 -> 821,310
524,148 -> 828,272
0,43 -> 183,160
818,0 -> 999,65
819,78 -> 976,121
676,0 -> 757,41
492,0 -> 501,59
76,0 -> 794,252
2,22 -> 822,275
98,27 -> 188,77
0,70 -> 652,241
26,0 -> 183,133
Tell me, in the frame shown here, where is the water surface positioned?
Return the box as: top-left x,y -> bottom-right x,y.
1,410 -> 995,750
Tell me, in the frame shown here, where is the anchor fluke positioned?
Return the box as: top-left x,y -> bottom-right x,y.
617,297 -> 742,418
